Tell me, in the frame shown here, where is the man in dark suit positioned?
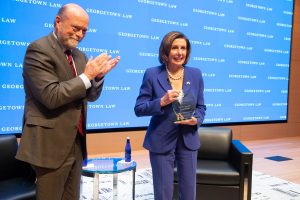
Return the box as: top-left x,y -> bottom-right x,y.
16,3 -> 120,200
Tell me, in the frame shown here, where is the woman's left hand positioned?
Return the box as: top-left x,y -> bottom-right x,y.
174,117 -> 198,125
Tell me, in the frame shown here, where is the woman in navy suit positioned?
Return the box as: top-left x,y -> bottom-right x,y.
135,31 -> 206,200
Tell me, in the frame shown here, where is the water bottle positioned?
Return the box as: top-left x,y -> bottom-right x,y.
125,137 -> 131,162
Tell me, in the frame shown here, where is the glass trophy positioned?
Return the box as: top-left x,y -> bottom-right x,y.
172,90 -> 196,121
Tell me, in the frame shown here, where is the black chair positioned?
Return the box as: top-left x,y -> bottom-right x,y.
174,127 -> 252,200
0,135 -> 36,200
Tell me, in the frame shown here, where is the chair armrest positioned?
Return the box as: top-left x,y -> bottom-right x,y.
230,140 -> 253,200
231,140 -> 252,166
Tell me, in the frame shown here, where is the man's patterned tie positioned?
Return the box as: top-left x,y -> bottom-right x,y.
65,50 -> 84,136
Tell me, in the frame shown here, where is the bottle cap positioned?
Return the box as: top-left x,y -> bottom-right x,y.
127,136 -> 130,140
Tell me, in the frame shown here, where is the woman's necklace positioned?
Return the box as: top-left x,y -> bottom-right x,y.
166,66 -> 184,80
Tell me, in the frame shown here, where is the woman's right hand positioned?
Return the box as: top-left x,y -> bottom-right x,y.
160,90 -> 180,107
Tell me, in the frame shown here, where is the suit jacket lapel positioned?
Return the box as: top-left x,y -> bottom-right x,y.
157,66 -> 193,93
47,33 -> 76,79
183,67 -> 192,94
157,66 -> 172,92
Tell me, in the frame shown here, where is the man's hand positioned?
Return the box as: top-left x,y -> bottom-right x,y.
84,53 -> 120,80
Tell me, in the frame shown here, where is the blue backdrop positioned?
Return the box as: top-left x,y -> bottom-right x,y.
0,0 -> 294,134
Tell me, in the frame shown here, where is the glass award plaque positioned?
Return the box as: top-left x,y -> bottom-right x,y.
172,91 -> 195,121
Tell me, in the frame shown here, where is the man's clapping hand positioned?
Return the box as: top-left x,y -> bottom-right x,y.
84,53 -> 120,80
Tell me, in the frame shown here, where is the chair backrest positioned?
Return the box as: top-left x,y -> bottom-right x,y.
197,127 -> 232,160
0,135 -> 33,181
